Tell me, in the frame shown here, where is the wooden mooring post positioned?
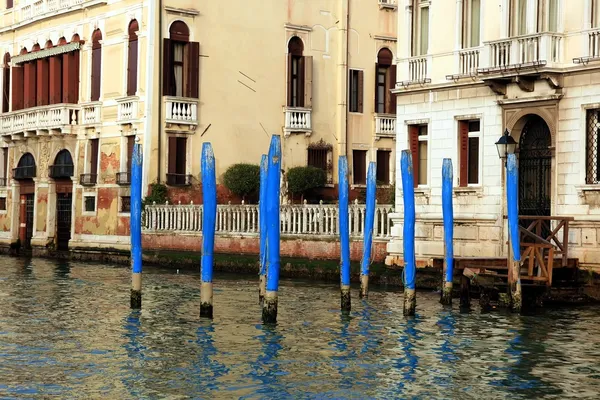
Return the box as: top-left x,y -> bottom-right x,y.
401,150 -> 416,316
507,153 -> 522,312
360,162 -> 377,298
441,158 -> 454,306
200,143 -> 217,318
258,154 -> 268,303
263,135 -> 282,324
338,156 -> 351,311
130,141 -> 143,309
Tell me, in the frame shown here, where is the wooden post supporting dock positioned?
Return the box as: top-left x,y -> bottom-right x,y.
338,156 -> 351,311
441,159 -> 454,306
200,143 -> 217,318
360,162 -> 376,298
506,154 -> 522,313
263,136 -> 282,324
258,154 -> 268,303
400,150 -> 417,316
130,141 -> 143,309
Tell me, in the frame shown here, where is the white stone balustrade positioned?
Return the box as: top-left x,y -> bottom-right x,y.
459,48 -> 480,76
284,107 -> 312,135
408,56 -> 428,82
13,1 -> 106,24
375,114 -> 396,138
165,97 -> 198,125
0,104 -> 80,136
589,30 -> 600,58
143,200 -> 395,240
117,97 -> 139,122
80,102 -> 101,125
485,33 -> 563,69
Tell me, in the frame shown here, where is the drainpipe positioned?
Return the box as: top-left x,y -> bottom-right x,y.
142,0 -> 158,194
157,0 -> 163,184
338,0 -> 350,158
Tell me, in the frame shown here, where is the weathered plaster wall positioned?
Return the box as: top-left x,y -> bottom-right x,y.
36,188 -> 48,233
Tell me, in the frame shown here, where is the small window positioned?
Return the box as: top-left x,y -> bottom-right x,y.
84,196 -> 96,212
459,120 -> 481,186
353,150 -> 367,185
412,1 -> 429,56
408,124 -> 428,187
121,196 -> 131,213
348,69 -> 363,113
462,0 -> 481,48
586,109 -> 600,184
0,197 -> 6,211
376,150 -> 391,185
308,148 -> 328,171
167,136 -> 189,185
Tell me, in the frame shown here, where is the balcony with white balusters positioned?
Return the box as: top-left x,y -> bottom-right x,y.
164,97 -> 198,131
0,104 -> 81,139
116,96 -> 139,124
283,107 -> 312,137
0,1 -> 108,30
374,114 -> 396,140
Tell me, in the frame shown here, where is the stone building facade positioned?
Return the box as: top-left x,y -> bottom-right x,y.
386,0 -> 600,270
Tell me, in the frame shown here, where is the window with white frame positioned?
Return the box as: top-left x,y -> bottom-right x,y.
462,0 -> 481,48
458,120 -> 481,186
510,0 -> 529,36
408,124 -> 428,186
412,0 -> 430,56
593,0 -> 600,28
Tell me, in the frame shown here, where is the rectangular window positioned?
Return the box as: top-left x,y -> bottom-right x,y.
409,124 -> 428,187
167,137 -> 188,185
121,196 -> 131,213
126,135 -> 135,173
376,67 -> 386,113
548,0 -> 558,32
376,150 -> 391,184
163,40 -> 199,98
89,138 -> 99,176
84,196 -> 96,212
348,69 -> 363,113
353,150 -> 367,185
594,0 -> 600,28
586,109 -> 600,184
412,1 -> 429,56
510,0 -> 528,36
308,148 -> 328,171
459,120 -> 480,186
0,197 -> 6,211
173,43 -> 184,98
7,1 -> 13,10
462,0 -> 481,48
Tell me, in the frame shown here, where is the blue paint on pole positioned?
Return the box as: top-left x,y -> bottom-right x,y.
200,142 -> 217,318
339,156 -> 351,311
401,150 -> 417,316
263,135 -> 282,323
360,161 -> 376,298
441,158 -> 454,305
130,142 -> 143,308
507,154 -> 521,261
258,154 -> 268,302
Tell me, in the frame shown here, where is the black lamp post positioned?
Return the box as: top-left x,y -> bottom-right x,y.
495,128 -> 518,165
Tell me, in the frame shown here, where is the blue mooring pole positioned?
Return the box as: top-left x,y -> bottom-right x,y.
441,158 -> 454,306
360,162 -> 377,298
130,141 -> 143,309
200,142 -> 217,318
506,153 -> 522,312
338,156 -> 351,311
258,154 -> 268,303
401,150 -> 416,316
263,135 -> 282,324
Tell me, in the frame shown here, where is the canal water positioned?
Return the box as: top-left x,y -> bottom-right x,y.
0,256 -> 599,399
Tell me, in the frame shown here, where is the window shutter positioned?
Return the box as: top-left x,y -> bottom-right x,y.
459,120 -> 469,187
286,53 -> 292,106
49,56 -> 62,105
127,136 -> 135,173
71,51 -> 80,104
36,58 -> 49,106
24,62 -> 36,108
163,39 -> 173,96
297,56 -> 305,107
127,38 -> 138,96
176,138 -> 187,174
374,63 -> 379,111
303,55 -> 312,108
168,137 -> 177,174
90,139 -> 99,176
357,70 -> 364,113
187,41 -> 200,98
408,125 -> 419,188
3,66 -> 11,112
11,65 -> 23,111
91,47 -> 101,101
386,65 -> 397,114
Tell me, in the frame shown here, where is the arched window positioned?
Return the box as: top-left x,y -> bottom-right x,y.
91,29 -> 102,101
163,21 -> 199,98
50,150 -> 74,179
14,153 -> 36,180
287,36 -> 305,108
2,53 -> 10,113
127,20 -> 139,96
375,48 -> 396,114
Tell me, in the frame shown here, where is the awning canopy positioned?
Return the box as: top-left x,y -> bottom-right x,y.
11,42 -> 81,65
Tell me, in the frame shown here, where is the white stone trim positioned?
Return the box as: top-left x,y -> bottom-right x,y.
82,192 -> 98,216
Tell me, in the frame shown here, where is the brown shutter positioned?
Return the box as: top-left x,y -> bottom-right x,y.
62,51 -> 79,104
163,39 -> 173,96
127,136 -> 135,173
90,139 -> 99,176
187,41 -> 199,98
168,136 -> 177,174
127,38 -> 138,96
357,70 -> 364,113
49,56 -> 62,104
11,65 -> 23,111
374,63 -> 379,111
386,65 -> 397,114
91,46 -> 101,101
286,53 -> 292,106
297,56 -> 305,107
304,55 -> 312,108
408,125 -> 419,188
7,0 -> 13,9
176,138 -> 187,174
3,65 -> 11,113
24,62 -> 37,108
36,58 -> 49,106
459,120 -> 469,187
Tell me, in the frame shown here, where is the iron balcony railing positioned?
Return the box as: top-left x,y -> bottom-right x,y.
166,173 -> 192,186
79,173 -> 98,186
49,164 -> 74,179
12,166 -> 36,180
116,172 -> 131,185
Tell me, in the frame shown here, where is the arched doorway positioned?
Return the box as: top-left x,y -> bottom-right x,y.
518,115 -> 552,217
14,153 -> 36,248
50,150 -> 74,251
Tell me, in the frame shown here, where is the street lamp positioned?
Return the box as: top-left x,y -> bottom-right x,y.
495,128 -> 518,163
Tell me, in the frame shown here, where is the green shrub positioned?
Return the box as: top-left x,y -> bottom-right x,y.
223,163 -> 260,201
143,183 -> 168,208
287,166 -> 326,202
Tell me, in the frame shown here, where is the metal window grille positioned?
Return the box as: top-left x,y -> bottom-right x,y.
84,196 -> 96,212
121,196 -> 131,213
586,109 -> 600,184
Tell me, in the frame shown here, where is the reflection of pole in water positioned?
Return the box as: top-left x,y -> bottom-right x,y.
246,324 -> 289,397
122,310 -> 146,398
398,318 -> 419,386
193,321 -> 229,392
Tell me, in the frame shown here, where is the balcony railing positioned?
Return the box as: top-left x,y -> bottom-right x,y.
165,97 -> 198,125
79,173 -> 97,186
13,166 -> 36,180
589,30 -> 600,59
4,1 -> 108,28
80,102 -> 101,126
49,164 -> 74,179
374,114 -> 396,138
378,0 -> 397,9
0,104 -> 79,136
481,33 -> 563,72
166,173 -> 192,186
117,97 -> 139,123
116,172 -> 131,185
284,107 -> 312,135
